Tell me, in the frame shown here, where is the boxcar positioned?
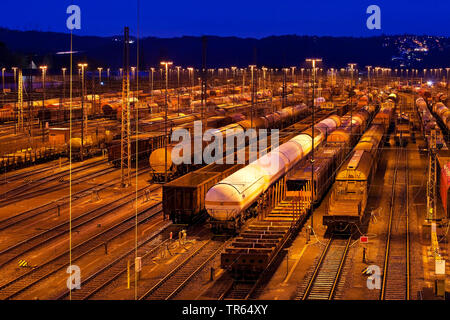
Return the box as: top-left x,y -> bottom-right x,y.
163,163 -> 244,224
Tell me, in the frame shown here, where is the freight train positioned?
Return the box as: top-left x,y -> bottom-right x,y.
322,97 -> 396,232
204,113 -> 341,232
217,102 -> 381,277
149,104 -> 311,182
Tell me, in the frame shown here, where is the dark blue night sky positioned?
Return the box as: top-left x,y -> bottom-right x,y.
1,0 -> 449,38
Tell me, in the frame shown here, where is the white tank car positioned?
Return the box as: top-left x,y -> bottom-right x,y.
205,115 -> 341,222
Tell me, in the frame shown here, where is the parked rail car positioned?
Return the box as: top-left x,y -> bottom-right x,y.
163,163 -> 246,224
416,97 -> 447,151
205,114 -> 341,233
107,132 -> 168,166
149,104 -> 310,182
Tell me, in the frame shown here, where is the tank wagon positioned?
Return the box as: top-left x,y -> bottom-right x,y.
323,102 -> 394,232
205,114 -> 341,233
149,104 -> 311,182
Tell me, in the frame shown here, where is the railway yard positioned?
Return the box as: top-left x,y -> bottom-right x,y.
0,63 -> 449,302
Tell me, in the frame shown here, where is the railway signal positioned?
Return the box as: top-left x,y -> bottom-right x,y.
360,236 -> 369,243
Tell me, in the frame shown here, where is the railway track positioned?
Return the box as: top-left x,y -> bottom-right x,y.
0,184 -> 161,268
0,166 -> 117,207
55,219 -> 172,300
138,238 -> 229,300
298,236 -> 351,300
0,201 -> 163,300
380,146 -> 410,300
0,167 -> 152,231
0,159 -> 70,185
0,158 -> 109,203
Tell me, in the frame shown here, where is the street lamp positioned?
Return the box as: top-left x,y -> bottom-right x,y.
131,67 -> 136,83
97,67 -> 103,84
62,67 -> 67,102
2,68 -> 5,94
366,66 -> 372,91
187,67 -> 194,97
305,58 -> 322,232
78,63 -> 88,161
39,66 -> 48,142
446,68 -> 450,97
107,68 -> 110,89
150,67 -> 155,103
161,61 -> 173,183
12,67 -> 18,92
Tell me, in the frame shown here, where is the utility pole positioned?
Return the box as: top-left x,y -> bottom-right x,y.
121,27 -> 131,187
306,58 -> 322,231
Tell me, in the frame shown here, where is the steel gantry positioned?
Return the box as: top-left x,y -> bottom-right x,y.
121,26 -> 132,187
426,129 -> 437,221
17,69 -> 24,132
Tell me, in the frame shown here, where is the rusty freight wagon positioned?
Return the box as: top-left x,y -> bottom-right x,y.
163,162 -> 245,224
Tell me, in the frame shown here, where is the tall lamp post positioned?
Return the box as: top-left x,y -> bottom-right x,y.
366,66 -> 372,92
306,58 -> 322,231
107,68 -> 110,90
62,68 -> 67,102
150,67 -> 155,103
446,68 -> 450,98
1,68 -> 5,94
187,67 -> 194,101
78,63 -> 88,161
97,67 -> 103,85
161,61 -> 173,183
176,66 -> 181,115
12,67 -> 18,93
